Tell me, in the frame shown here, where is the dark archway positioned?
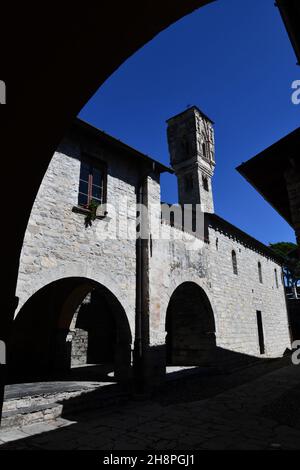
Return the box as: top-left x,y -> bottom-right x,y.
0,1 -> 214,332
7,278 -> 132,384
166,282 -> 216,366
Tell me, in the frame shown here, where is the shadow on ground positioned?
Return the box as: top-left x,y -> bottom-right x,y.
1,355 -> 300,450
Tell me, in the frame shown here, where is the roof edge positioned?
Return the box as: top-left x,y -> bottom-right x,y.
73,118 -> 173,174
206,212 -> 285,265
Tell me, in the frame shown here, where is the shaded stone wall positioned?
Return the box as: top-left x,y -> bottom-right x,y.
71,329 -> 88,367
70,295 -> 90,367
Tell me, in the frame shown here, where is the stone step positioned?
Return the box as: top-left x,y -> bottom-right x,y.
2,403 -> 63,428
1,383 -> 129,429
3,387 -> 95,413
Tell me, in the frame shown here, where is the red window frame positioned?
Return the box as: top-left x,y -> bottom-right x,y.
78,156 -> 107,208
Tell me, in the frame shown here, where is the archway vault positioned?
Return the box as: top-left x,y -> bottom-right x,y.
7,277 -> 132,384
166,281 -> 216,366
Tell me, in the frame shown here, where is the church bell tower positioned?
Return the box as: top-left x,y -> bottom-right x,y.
167,106 -> 215,213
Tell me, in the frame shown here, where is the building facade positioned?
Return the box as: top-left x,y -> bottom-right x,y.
8,107 -> 291,387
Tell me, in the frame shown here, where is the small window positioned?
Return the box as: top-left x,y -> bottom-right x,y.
232,250 -> 238,275
202,175 -> 209,191
256,311 -> 265,354
78,158 -> 106,207
258,262 -> 263,284
274,269 -> 279,289
202,142 -> 207,158
184,174 -> 194,191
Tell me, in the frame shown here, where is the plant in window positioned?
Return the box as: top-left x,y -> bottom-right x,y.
85,199 -> 100,227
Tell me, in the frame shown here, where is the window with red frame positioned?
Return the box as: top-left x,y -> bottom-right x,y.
78,159 -> 106,207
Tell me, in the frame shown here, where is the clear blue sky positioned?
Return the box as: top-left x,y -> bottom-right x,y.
79,0 -> 299,246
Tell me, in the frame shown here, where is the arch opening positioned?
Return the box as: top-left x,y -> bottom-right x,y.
7,277 -> 132,384
165,282 -> 216,366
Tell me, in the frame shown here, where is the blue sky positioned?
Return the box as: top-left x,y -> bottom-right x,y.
79,0 -> 299,246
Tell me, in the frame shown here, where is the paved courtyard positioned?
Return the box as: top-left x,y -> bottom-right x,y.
1,360 -> 300,450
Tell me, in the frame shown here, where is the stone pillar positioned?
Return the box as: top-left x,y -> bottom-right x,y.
133,171 -> 167,395
0,294 -> 19,426
143,173 -> 167,391
114,340 -> 132,385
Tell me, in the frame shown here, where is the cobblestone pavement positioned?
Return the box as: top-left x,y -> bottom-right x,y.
1,362 -> 300,450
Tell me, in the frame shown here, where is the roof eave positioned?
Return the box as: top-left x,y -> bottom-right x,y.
73,118 -> 173,174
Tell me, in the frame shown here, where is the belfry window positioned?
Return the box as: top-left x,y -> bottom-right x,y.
232,250 -> 238,275
78,157 -> 106,207
202,175 -> 209,191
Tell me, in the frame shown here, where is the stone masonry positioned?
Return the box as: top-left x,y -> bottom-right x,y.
12,107 -> 291,386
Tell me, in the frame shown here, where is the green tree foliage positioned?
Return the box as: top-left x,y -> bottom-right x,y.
269,242 -> 300,288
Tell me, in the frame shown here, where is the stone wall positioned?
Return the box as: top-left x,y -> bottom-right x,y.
207,226 -> 291,358
15,130 -> 143,365
146,196 -> 290,376
18,136 -> 140,296
14,125 -> 292,386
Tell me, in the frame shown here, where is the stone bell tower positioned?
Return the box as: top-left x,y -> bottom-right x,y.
167,106 -> 215,213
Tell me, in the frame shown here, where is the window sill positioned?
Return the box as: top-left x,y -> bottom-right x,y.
72,205 -> 109,220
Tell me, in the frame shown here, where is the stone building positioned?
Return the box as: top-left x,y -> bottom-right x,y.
237,126 -> 300,341
8,106 -> 291,388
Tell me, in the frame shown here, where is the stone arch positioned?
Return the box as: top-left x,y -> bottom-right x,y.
7,277 -> 132,384
158,275 -> 219,339
15,264 -> 132,319
165,281 -> 216,366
